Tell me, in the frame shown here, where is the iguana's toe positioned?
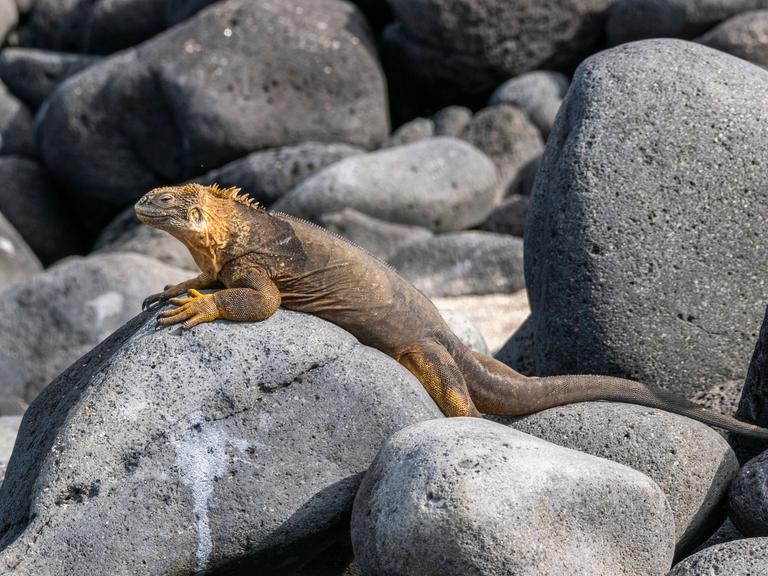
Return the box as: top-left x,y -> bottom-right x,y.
156,290 -> 219,329
142,292 -> 166,311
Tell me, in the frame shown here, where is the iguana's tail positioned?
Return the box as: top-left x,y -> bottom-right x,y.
462,350 -> 768,441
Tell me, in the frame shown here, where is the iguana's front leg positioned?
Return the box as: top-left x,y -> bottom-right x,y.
142,273 -> 221,310
157,269 -> 281,330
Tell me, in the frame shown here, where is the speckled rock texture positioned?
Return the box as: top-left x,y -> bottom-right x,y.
505,402 -> 739,553
0,252 -> 189,414
352,418 -> 675,576
525,40 -> 768,397
607,0 -> 768,45
273,138 -> 499,232
382,0 -> 614,101
389,231 -> 524,297
37,0 -> 389,205
0,308 -> 441,575
667,537 -> 768,575
690,380 -> 743,416
697,10 -> 768,68
0,416 -> 20,482
0,211 -> 40,294
735,305 -> 768,461
729,450 -> 768,536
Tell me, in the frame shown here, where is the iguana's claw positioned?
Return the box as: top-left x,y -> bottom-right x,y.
156,289 -> 219,330
142,292 -> 167,311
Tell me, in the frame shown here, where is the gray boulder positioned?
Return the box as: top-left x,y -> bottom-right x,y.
697,10 -> 768,68
0,308 -> 441,574
525,40 -> 768,396
431,106 -> 472,138
319,208 -> 433,262
273,138 -> 499,232
461,104 -> 544,195
0,84 -> 34,157
0,0 -> 16,46
479,193 -> 528,237
195,142 -> 364,208
389,231 -> 525,297
0,156 -> 85,264
93,207 -> 197,271
37,0 -> 389,205
607,0 -> 768,45
489,71 -> 569,136
0,211 -> 40,293
667,538 -> 768,575
438,310 -> 489,355
0,416 -> 20,482
729,450 -> 768,536
384,117 -> 435,148
506,402 -> 739,553
0,252 -> 189,414
0,48 -> 99,109
383,0 -> 614,100
20,0 -> 168,54
735,306 -> 768,460
352,418 -> 675,576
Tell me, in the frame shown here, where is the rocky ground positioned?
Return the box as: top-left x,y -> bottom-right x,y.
0,0 -> 768,574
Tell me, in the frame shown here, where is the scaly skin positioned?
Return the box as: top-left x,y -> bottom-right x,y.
135,183 -> 768,439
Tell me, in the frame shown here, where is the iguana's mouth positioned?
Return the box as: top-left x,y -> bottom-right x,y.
134,206 -> 170,222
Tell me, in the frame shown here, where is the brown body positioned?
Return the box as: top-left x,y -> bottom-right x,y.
136,184 -> 768,439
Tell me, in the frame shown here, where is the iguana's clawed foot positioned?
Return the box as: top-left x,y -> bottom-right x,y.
157,289 -> 219,330
143,292 -> 167,311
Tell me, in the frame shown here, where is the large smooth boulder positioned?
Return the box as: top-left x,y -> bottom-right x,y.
0,48 -> 99,109
274,138 -> 498,232
21,0 -> 169,54
608,0 -> 768,45
0,308 -> 441,574
195,142 -> 364,208
697,10 -> 768,68
728,450 -> 768,536
0,252 -> 189,414
525,40 -> 768,396
0,211 -> 40,294
0,157 -> 84,263
507,402 -> 739,553
38,0 -> 389,205
389,231 -> 525,297
382,0 -> 615,101
667,538 -> 768,575
352,418 -> 675,576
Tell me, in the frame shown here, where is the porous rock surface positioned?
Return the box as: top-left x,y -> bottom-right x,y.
352,418 -> 675,576
0,252 -> 189,414
0,211 -> 40,294
667,537 -> 768,575
525,40 -> 768,396
273,138 -> 499,232
0,308 -> 441,575
728,450 -> 768,536
38,0 -> 389,205
506,402 -> 739,552
389,231 -> 525,297
734,305 -> 768,462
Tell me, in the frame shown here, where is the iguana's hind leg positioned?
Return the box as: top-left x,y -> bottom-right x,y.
399,342 -> 481,417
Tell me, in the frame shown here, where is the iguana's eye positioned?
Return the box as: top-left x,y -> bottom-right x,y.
158,194 -> 173,205
189,207 -> 202,223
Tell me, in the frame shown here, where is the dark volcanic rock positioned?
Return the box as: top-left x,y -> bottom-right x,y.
479,193 -> 528,237
352,418 -> 674,576
0,48 -> 99,109
525,40 -> 768,396
195,142 -> 364,208
489,70 -> 569,136
667,537 -> 768,575
318,208 -> 433,262
735,306 -> 768,460
0,156 -> 84,263
0,252 -> 189,414
461,104 -> 544,195
607,0 -> 768,45
38,0 -> 389,205
690,380 -> 743,416
0,416 -> 20,483
383,0 -> 614,101
495,315 -> 536,376
273,138 -> 499,233
729,450 -> 768,536
0,308 -> 440,574
507,402 -> 739,553
389,231 -> 525,297
697,10 -> 768,68
0,211 -> 40,293
21,0 -> 169,54
0,85 -> 34,157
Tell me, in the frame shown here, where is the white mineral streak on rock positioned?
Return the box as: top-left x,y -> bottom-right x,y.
172,412 -> 258,572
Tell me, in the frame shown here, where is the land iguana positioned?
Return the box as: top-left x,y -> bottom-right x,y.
134,183 -> 768,439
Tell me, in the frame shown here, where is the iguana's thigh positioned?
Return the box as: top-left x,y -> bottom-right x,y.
399,343 -> 480,417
